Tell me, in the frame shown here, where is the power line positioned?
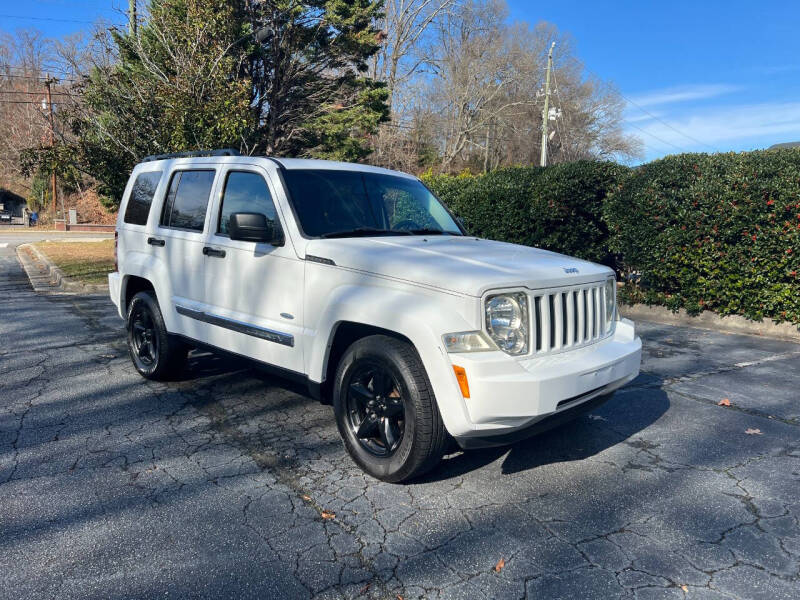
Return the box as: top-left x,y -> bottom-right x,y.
623,119 -> 685,153
621,94 -> 718,152
0,73 -> 81,83
0,13 -> 98,24
0,90 -> 76,96
578,60 -> 717,152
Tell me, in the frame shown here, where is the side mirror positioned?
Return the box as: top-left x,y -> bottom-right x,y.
229,212 -> 283,245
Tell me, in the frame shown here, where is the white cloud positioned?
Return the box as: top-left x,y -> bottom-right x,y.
626,84 -> 741,108
628,101 -> 800,157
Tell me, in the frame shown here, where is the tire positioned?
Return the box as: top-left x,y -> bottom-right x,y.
333,335 -> 448,482
126,290 -> 188,380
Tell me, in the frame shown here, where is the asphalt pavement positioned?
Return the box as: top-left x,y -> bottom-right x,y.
1,233 -> 799,599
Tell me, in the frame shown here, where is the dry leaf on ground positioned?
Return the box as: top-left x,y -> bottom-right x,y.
321,511 -> 335,520
681,584 -> 688,592
718,398 -> 731,406
494,557 -> 505,572
302,495 -> 311,501
745,428 -> 762,435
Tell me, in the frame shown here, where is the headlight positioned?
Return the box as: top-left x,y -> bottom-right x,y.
605,277 -> 616,325
485,292 -> 529,355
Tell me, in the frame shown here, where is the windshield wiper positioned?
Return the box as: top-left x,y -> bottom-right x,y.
320,227 -> 412,239
409,228 -> 458,236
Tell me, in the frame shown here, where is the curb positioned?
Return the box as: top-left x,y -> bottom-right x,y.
16,243 -> 109,295
621,304 -> 800,343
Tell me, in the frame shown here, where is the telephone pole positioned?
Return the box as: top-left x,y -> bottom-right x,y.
44,74 -> 58,217
540,42 -> 555,167
129,0 -> 137,34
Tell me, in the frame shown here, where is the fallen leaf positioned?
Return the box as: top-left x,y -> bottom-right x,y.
397,596 -> 404,600
745,428 -> 762,435
681,584 -> 688,592
321,510 -> 335,520
718,398 -> 731,406
302,495 -> 311,501
494,557 -> 505,572
359,582 -> 370,594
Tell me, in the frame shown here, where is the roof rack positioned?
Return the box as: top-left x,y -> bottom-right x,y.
140,149 -> 241,162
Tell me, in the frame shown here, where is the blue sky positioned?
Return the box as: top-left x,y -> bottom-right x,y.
2,0 -> 799,162
507,0 -> 800,161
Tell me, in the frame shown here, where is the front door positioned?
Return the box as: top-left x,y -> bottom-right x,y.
200,166 -> 304,374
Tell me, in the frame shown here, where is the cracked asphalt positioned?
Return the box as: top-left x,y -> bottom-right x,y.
1,234 -> 799,599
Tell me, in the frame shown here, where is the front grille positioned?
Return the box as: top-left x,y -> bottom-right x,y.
530,282 -> 612,356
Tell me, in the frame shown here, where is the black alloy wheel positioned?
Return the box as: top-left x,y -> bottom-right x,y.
346,363 -> 406,456
130,302 -> 159,367
126,290 -> 187,380
333,335 -> 449,482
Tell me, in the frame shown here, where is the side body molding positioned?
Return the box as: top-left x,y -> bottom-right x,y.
175,304 -> 294,347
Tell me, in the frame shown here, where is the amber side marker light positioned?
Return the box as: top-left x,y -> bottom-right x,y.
453,365 -> 470,398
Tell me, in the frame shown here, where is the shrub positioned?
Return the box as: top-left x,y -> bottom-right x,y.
605,150 -> 800,324
424,161 -> 630,265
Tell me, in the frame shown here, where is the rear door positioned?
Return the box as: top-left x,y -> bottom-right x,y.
155,167 -> 219,341
201,165 -> 304,373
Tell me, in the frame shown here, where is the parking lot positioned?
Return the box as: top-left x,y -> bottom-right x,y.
1,237 -> 799,599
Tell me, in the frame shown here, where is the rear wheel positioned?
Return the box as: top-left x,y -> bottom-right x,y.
126,291 -> 187,380
333,335 -> 448,482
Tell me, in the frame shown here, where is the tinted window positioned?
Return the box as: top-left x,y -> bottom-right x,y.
160,170 -> 215,231
282,169 -> 462,237
124,171 -> 162,226
363,175 -> 449,232
218,171 -> 280,235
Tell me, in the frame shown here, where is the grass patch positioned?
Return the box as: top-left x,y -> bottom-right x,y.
34,239 -> 115,285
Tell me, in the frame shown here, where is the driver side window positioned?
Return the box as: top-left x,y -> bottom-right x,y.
365,178 -> 439,231
218,171 -> 281,237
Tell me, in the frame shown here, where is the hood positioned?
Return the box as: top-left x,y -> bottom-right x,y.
304,236 -> 612,297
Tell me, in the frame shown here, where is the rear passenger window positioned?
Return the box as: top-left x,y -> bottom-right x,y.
218,171 -> 280,236
160,170 -> 216,231
123,171 -> 162,226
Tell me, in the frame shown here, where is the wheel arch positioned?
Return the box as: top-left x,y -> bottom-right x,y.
320,322 -> 415,402
122,275 -> 157,313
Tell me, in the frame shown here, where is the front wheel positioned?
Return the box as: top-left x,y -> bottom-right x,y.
333,335 -> 448,482
126,291 -> 187,380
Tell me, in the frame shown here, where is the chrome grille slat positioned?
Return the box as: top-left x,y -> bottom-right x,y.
529,282 -> 613,357
566,291 -> 575,347
540,294 -> 551,354
553,292 -> 564,351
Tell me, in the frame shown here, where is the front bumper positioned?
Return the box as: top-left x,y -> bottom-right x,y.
449,318 -> 641,445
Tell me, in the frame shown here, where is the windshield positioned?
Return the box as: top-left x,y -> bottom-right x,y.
281,169 -> 464,238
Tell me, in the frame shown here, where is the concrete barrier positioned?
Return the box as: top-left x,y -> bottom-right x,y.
621,304 -> 800,342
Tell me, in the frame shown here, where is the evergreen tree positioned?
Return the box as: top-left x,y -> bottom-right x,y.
23,0 -> 388,206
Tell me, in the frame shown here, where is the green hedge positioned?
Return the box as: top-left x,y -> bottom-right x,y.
424,161 -> 630,265
424,150 -> 800,326
606,150 -> 800,324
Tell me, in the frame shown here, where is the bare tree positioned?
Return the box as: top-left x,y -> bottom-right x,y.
0,30 -> 56,196
380,0 -> 641,173
371,0 -> 457,107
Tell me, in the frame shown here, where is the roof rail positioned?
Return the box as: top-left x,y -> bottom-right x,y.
140,148 -> 241,162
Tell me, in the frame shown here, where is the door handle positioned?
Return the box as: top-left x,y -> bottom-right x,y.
202,246 -> 226,258
147,237 -> 165,247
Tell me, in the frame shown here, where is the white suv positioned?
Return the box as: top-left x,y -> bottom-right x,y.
109,150 -> 641,482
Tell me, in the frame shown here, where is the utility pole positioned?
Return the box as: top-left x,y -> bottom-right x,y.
44,74 -> 58,217
540,42 -> 555,167
129,0 -> 137,35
